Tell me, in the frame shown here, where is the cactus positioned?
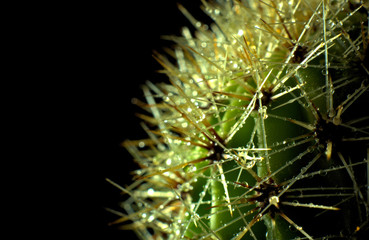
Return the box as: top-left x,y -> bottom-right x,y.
109,0 -> 369,239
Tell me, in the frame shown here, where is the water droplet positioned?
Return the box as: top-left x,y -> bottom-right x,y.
181,182 -> 193,191
147,188 -> 155,196
138,141 -> 145,148
148,215 -> 155,222
219,107 -> 227,112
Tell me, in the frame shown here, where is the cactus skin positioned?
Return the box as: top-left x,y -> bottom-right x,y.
111,1 -> 369,239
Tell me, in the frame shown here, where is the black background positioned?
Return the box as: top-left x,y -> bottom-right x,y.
4,1 -> 210,238
78,1 -> 212,239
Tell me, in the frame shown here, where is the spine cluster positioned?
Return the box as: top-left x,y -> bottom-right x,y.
110,1 -> 369,239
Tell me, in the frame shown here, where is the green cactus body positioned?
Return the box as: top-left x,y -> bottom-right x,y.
112,1 -> 369,239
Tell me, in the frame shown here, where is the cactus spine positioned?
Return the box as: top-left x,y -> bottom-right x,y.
110,1 -> 369,239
